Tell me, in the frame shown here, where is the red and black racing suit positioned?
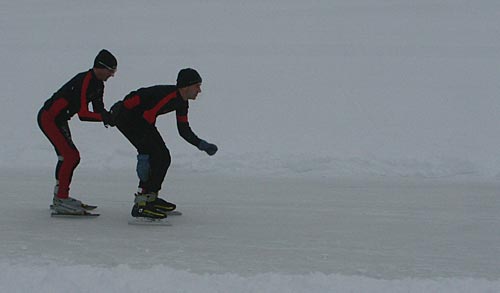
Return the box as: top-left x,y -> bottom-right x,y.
114,85 -> 201,193
37,69 -> 107,198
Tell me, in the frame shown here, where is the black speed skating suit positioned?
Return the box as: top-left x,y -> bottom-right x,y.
114,85 -> 201,193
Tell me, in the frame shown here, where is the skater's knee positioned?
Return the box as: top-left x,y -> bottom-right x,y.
60,149 -> 80,166
159,148 -> 171,166
148,150 -> 170,170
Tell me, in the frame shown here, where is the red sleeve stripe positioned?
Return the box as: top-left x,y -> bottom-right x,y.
143,92 -> 177,124
124,95 -> 141,109
78,71 -> 101,121
176,115 -> 188,123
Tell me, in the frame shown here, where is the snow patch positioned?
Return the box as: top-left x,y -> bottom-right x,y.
2,262 -> 499,293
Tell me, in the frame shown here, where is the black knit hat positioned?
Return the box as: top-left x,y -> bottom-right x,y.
93,49 -> 117,70
176,68 -> 202,88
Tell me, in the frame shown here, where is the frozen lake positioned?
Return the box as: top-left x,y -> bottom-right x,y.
1,168 -> 499,291
2,0 -> 500,291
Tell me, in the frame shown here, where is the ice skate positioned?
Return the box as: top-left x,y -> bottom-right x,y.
131,192 -> 167,219
151,197 -> 176,213
129,202 -> 169,225
134,191 -> 176,213
130,202 -> 167,219
52,196 -> 92,215
51,184 -> 97,211
50,196 -> 97,211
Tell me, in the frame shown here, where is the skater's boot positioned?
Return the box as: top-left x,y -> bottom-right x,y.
51,195 -> 97,211
152,197 -> 176,213
52,196 -> 86,215
133,191 -> 176,213
131,192 -> 166,219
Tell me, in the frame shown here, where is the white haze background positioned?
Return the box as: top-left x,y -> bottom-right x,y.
1,0 -> 500,292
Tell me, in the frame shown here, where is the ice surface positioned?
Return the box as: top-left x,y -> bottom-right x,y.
1,169 -> 500,292
1,0 -> 500,291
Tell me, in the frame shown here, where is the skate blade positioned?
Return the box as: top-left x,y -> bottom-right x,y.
167,210 -> 182,216
128,217 -> 171,226
51,211 -> 99,217
50,204 -> 97,211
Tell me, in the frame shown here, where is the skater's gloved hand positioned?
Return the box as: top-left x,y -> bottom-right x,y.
198,140 -> 218,156
101,110 -> 116,127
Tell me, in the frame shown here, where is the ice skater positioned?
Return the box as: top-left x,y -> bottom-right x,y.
38,49 -> 117,215
110,68 -> 217,220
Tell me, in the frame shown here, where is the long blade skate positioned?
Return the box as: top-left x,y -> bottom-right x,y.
128,217 -> 171,226
50,203 -> 98,211
51,211 -> 100,217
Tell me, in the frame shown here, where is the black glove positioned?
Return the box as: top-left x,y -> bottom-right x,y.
102,110 -> 116,127
198,140 -> 218,156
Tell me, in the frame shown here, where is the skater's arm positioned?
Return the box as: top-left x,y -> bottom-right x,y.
77,72 -> 106,122
176,110 -> 217,156
176,115 -> 201,146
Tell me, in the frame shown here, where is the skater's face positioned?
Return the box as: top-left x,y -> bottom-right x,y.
180,83 -> 202,101
93,67 -> 116,82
